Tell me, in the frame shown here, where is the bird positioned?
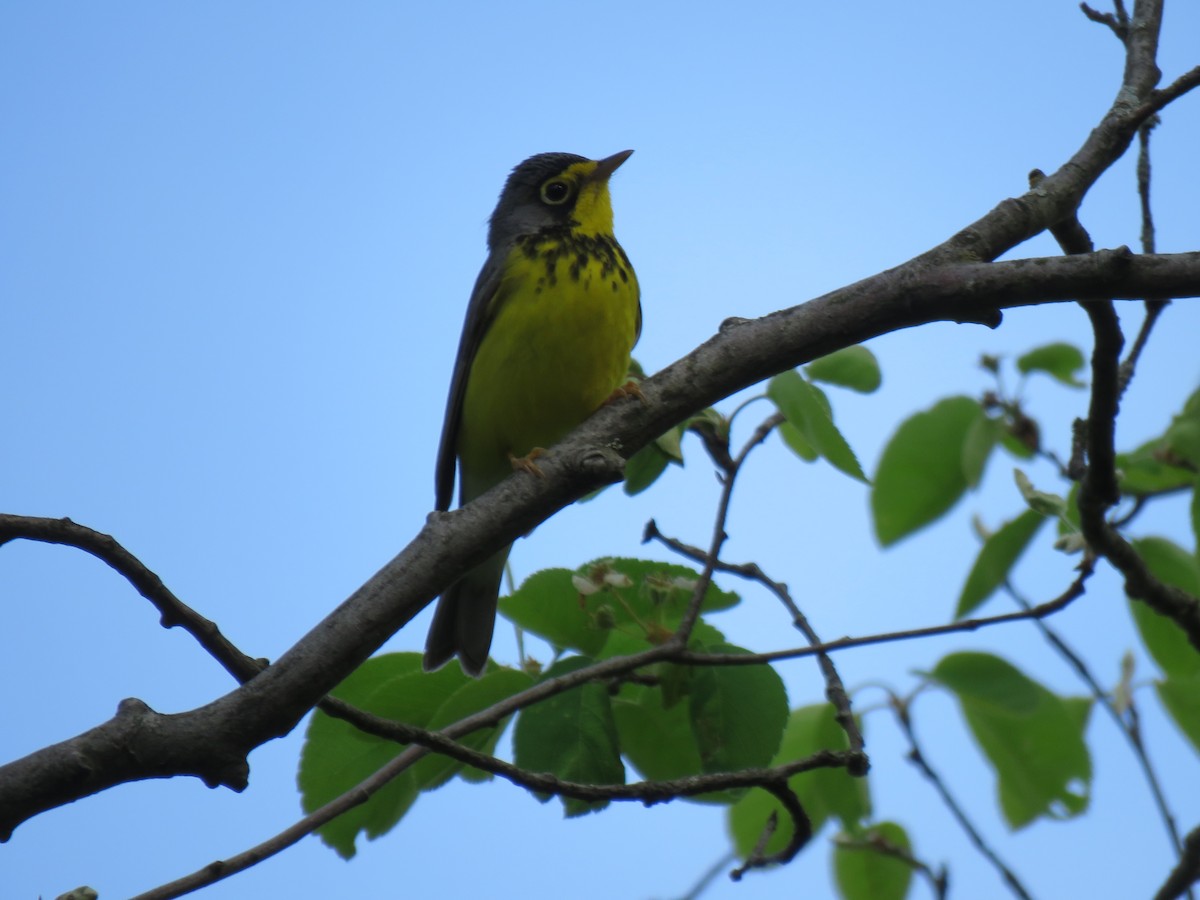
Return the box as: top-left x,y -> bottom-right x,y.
423,151 -> 642,676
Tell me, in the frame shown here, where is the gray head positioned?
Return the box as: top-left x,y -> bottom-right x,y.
486,150 -> 633,250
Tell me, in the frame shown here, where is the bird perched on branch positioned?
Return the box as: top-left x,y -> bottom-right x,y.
424,150 -> 641,676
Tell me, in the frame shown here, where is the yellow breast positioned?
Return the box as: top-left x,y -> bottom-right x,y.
458,233 -> 639,497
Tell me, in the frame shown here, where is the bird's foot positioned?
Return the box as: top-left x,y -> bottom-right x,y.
605,380 -> 647,406
509,448 -> 547,478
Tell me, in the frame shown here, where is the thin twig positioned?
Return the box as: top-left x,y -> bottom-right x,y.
673,412 -> 782,642
0,515 -> 265,684
330,699 -> 861,806
1080,3 -> 1126,39
645,519 -> 866,768
662,851 -> 738,900
1120,299 -> 1168,393
669,409 -> 821,879
894,695 -> 1035,900
833,830 -> 949,900
1139,66 -> 1200,118
1137,120 -> 1158,256
661,410 -> 867,769
729,779 -> 814,879
1110,494 -> 1150,529
1118,118 -> 1168,393
131,735 -> 849,900
1004,581 -> 1183,855
665,565 -> 1092,668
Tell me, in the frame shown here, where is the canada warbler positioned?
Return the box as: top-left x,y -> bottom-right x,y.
424,150 -> 641,676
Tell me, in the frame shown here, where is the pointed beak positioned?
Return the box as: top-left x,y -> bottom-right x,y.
590,149 -> 634,184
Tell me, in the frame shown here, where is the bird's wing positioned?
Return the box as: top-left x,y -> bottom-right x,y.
633,281 -> 643,347
434,251 -> 509,511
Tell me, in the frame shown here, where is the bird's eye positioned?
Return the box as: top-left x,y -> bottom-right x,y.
540,179 -> 571,205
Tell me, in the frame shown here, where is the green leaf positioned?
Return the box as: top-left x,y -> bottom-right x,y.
1016,342 -> 1086,387
299,654 -> 470,858
612,643 -> 782,806
998,425 -> 1038,460
685,406 -> 728,435
1166,388 -> 1200,467
768,370 -> 867,482
1167,420 -> 1200,468
962,411 -> 1001,489
1156,673 -> 1200,754
688,643 -> 789,799
411,668 -> 534,787
1056,482 -> 1082,537
500,558 -> 739,661
956,509 -> 1048,618
778,419 -> 819,461
928,653 -> 1091,829
871,396 -> 981,546
728,705 -> 870,858
1115,438 -> 1196,494
499,568 -> 608,658
1128,538 -> 1200,679
1192,487 -> 1200,564
1013,469 -> 1067,517
611,679 -> 704,784
834,821 -> 914,900
623,420 -> 694,495
512,657 -> 625,816
805,345 -> 882,394
623,440 -> 672,495
654,425 -> 685,462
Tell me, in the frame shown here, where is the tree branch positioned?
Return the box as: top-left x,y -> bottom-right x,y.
669,566 -> 1091,667
0,515 -> 265,684
1075,280 -> 1200,652
1156,827 -> 1200,900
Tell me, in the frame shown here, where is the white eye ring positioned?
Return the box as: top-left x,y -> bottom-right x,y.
541,179 -> 571,205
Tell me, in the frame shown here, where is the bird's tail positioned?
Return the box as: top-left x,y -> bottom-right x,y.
423,545 -> 510,677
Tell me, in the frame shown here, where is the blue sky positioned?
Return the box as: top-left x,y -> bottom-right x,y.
3,2 -> 1200,898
